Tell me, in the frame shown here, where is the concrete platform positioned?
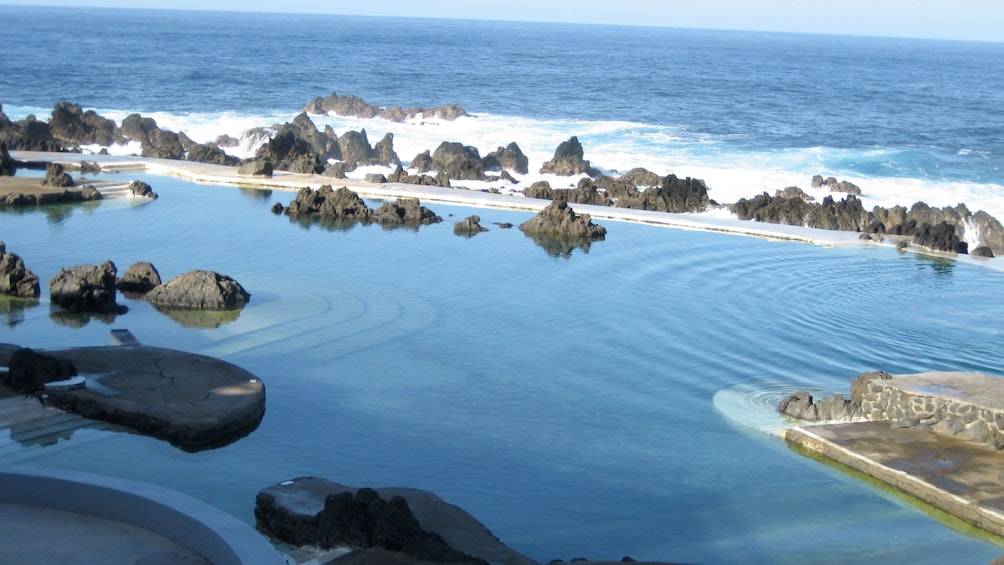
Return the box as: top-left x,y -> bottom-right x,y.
779,371 -> 1004,543
0,342 -> 266,451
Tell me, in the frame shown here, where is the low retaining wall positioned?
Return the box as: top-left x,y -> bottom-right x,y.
856,372 -> 1004,450
0,464 -> 284,565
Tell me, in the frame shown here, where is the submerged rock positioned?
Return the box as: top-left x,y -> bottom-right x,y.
3,347 -> 77,394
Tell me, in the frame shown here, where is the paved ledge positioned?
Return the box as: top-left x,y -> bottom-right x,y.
0,343 -> 266,451
783,422 -> 1004,539
0,464 -> 284,564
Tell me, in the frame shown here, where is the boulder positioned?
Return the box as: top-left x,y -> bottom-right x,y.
539,136 -> 600,177
410,150 -> 433,173
128,180 -> 158,199
48,261 -> 122,313
812,175 -> 862,195
238,159 -> 273,177
454,215 -> 488,236
41,163 -> 74,187
290,112 -> 341,162
370,198 -> 442,226
3,348 -> 77,394
146,270 -> 250,310
186,143 -> 240,166
618,168 -> 663,188
779,390 -> 853,422
775,186 -> 813,201
373,132 -> 401,167
0,242 -> 41,298
431,142 -> 485,180
482,142 -> 529,175
116,261 -> 162,293
120,113 -> 160,146
519,200 -> 606,239
0,141 -> 16,176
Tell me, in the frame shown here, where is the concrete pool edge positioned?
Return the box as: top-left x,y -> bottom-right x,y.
0,463 -> 285,564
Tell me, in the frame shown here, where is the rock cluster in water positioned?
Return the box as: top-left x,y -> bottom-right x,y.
274,185 -> 442,227
304,91 -> 469,122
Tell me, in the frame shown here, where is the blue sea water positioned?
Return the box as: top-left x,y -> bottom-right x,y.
2,6 -> 1004,564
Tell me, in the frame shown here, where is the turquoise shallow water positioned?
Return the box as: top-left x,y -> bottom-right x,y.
2,175 -> 1004,563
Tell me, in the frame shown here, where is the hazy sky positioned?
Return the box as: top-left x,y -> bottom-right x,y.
3,0 -> 1002,42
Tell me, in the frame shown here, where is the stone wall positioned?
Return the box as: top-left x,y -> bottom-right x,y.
852,371 -> 1004,450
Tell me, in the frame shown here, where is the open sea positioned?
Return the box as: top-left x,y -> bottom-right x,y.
2,6 -> 1004,564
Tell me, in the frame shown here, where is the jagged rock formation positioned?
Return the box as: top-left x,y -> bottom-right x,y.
387,165 -> 450,187
0,242 -> 40,298
304,92 -> 469,122
115,261 -> 162,293
612,174 -> 710,213
146,270 -> 250,310
41,163 -> 74,187
482,142 -> 529,175
812,174 -> 862,196
48,261 -> 123,313
539,136 -> 600,177
279,185 -> 441,227
732,193 -> 872,232
519,200 -> 606,239
430,142 -> 486,180
524,180 -> 610,207
48,101 -> 122,147
128,180 -> 158,199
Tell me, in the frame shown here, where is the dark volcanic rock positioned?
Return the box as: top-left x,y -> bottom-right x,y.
615,174 -> 709,213
454,215 -> 488,236
337,130 -> 374,166
732,193 -> 870,231
0,242 -> 41,298
238,159 -> 273,177
0,142 -> 16,176
618,168 -> 663,187
373,132 -> 401,167
410,150 -> 434,173
48,101 -> 121,147
387,165 -> 450,187
48,261 -> 122,313
256,129 -> 323,174
146,270 -> 250,310
539,136 -> 600,177
128,180 -> 158,199
3,348 -> 77,394
0,114 -> 61,151
370,198 -> 442,226
779,391 -> 853,422
116,261 -> 162,293
520,200 -> 607,239
914,220 -> 966,253
284,185 -> 371,220
775,186 -> 814,201
431,142 -> 485,180
186,142 -> 240,166
256,481 -> 488,564
812,175 -> 862,196
42,163 -> 74,187
482,142 -> 529,175
304,92 -> 469,122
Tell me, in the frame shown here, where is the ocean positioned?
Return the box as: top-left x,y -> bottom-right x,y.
2,5 -> 1004,564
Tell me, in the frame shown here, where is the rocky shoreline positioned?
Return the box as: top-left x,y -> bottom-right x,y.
3,97 -> 1003,258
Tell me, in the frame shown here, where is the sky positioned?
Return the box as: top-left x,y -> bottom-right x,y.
2,0 -> 1002,43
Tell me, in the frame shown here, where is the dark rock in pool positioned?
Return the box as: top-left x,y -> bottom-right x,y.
255,477 -> 525,565
454,215 -> 489,236
146,270 -> 250,310
539,136 -> 600,177
519,200 -> 607,239
41,163 -> 74,187
48,261 -> 123,314
0,141 -> 16,176
0,242 -> 41,298
3,347 -> 77,394
128,180 -> 158,199
282,185 -> 441,227
115,261 -> 162,293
